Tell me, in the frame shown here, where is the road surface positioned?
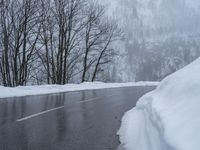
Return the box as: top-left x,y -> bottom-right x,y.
0,86 -> 155,150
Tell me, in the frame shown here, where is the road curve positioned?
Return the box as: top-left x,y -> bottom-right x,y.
0,86 -> 155,150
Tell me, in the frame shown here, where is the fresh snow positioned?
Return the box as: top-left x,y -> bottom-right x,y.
118,58 -> 200,150
0,81 -> 159,98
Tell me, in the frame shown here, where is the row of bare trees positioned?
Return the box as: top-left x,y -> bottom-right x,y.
0,0 -> 121,87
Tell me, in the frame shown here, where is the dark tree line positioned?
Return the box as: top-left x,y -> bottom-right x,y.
0,0 -> 121,87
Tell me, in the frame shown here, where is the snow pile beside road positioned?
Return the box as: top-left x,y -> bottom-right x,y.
118,58 -> 200,150
0,81 -> 159,98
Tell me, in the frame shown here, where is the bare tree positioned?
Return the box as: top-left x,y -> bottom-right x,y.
38,0 -> 86,84
81,4 -> 105,82
0,0 -> 41,86
0,0 -> 122,86
91,23 -> 121,82
81,3 -> 121,82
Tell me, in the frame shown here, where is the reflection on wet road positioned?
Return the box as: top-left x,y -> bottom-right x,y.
0,86 -> 155,150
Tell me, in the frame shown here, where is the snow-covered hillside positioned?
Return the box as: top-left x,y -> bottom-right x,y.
118,57 -> 200,150
99,0 -> 200,82
104,0 -> 200,33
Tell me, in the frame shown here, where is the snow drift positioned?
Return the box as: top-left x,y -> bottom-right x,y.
118,58 -> 200,150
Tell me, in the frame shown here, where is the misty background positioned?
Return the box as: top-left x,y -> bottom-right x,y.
1,0 -> 200,86
102,0 -> 200,82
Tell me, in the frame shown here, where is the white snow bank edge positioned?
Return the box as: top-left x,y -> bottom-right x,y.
0,81 -> 159,98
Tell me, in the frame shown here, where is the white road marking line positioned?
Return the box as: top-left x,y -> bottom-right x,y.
77,93 -> 120,104
77,97 -> 100,103
16,93 -> 120,122
16,106 -> 64,122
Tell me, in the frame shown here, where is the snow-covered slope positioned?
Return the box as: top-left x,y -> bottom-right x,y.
98,0 -> 200,82
118,58 -> 200,150
0,82 -> 159,99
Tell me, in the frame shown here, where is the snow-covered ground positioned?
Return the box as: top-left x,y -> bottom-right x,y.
118,58 -> 200,150
0,81 -> 159,98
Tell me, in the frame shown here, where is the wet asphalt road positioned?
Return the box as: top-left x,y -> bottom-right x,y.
0,86 -> 155,150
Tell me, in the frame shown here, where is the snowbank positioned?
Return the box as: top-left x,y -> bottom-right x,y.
118,58 -> 200,150
0,81 -> 158,98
